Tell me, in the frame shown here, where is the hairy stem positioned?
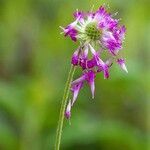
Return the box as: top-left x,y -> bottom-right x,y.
55,65 -> 76,150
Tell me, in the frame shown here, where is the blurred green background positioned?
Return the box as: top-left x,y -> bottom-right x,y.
0,0 -> 150,149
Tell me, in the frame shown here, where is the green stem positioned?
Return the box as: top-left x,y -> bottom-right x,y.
55,65 -> 76,150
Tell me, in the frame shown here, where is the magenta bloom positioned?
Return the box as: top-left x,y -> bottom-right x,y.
61,5 -> 128,119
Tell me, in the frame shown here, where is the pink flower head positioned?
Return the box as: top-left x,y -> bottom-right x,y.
61,5 -> 128,119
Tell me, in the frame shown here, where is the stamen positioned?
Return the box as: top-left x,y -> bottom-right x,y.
85,23 -> 101,41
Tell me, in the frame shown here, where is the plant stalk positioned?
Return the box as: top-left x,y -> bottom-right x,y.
55,65 -> 75,150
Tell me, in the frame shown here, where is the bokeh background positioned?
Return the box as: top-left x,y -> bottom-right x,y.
0,0 -> 150,149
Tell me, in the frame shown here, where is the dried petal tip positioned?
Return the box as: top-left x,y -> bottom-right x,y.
65,101 -> 72,119
117,58 -> 128,73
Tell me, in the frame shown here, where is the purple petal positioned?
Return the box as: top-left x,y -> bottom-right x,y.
72,82 -> 83,105
96,57 -> 109,79
117,58 -> 128,73
73,10 -> 84,20
79,58 -> 87,70
87,57 -> 97,68
72,74 -> 86,86
64,27 -> 77,42
89,44 -> 97,55
103,64 -> 109,79
71,74 -> 86,105
71,49 -> 79,65
95,5 -> 108,20
118,25 -> 126,40
79,46 -> 89,69
85,70 -> 96,99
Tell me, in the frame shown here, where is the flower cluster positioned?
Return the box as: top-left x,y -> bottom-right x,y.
60,5 -> 128,119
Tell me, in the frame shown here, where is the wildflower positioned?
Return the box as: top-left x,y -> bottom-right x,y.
62,5 -> 128,119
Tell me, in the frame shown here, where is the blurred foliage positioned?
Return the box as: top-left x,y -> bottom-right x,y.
0,0 -> 150,150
